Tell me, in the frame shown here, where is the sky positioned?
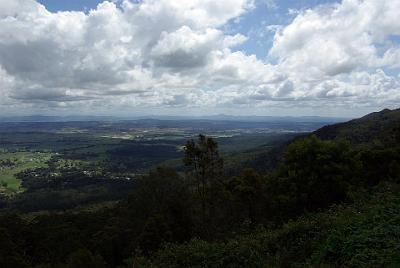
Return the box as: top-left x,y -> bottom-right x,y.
0,0 -> 399,117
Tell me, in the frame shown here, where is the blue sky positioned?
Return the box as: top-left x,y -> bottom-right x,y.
0,0 -> 399,117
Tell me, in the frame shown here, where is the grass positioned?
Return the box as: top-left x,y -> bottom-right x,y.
0,151 -> 52,193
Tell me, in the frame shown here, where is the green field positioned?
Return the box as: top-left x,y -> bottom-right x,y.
0,151 -> 52,193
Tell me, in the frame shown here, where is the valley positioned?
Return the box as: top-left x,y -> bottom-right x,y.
0,118 -> 333,211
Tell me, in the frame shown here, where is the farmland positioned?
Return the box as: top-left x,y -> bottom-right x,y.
0,151 -> 51,194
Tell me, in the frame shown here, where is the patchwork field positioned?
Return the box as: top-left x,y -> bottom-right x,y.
0,151 -> 52,193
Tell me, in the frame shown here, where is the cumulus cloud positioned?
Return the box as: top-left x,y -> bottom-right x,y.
0,0 -> 399,115
270,0 -> 400,75
0,0 -> 255,107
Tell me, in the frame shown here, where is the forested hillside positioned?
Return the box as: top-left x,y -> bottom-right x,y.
1,108 -> 400,267
315,108 -> 400,146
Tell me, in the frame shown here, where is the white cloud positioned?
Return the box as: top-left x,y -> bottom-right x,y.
150,27 -> 226,69
0,0 -> 399,116
270,0 -> 400,75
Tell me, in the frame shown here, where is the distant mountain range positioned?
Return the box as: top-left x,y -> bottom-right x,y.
0,114 -> 348,123
0,115 -> 115,122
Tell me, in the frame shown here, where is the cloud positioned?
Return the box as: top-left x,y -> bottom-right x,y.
0,0 -> 254,102
150,26 -> 238,70
0,0 -> 399,115
269,0 -> 400,76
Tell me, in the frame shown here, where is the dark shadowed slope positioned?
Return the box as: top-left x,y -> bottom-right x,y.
241,108 -> 400,173
314,108 -> 400,146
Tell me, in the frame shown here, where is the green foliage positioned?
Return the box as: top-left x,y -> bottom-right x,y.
146,184 -> 400,268
277,135 -> 359,211
315,108 -> 400,147
66,249 -> 106,268
313,185 -> 400,267
357,147 -> 400,185
150,238 -> 266,268
125,167 -> 193,253
226,168 -> 264,225
184,134 -> 224,182
184,134 -> 224,235
0,227 -> 28,268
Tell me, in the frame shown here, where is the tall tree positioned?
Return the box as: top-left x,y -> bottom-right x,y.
183,134 -> 223,231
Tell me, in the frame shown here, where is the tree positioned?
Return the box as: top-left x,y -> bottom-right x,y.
0,228 -> 28,268
277,135 -> 358,212
125,167 -> 193,253
227,168 -> 263,225
66,249 -> 106,268
138,214 -> 173,254
358,147 -> 400,185
183,135 -> 224,232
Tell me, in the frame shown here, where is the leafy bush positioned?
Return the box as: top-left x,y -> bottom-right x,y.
144,184 -> 400,268
313,184 -> 400,267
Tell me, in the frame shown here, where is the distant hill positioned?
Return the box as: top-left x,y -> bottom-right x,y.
236,108 -> 400,173
314,108 -> 400,146
0,114 -> 347,124
0,115 -> 115,122
147,114 -> 348,123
